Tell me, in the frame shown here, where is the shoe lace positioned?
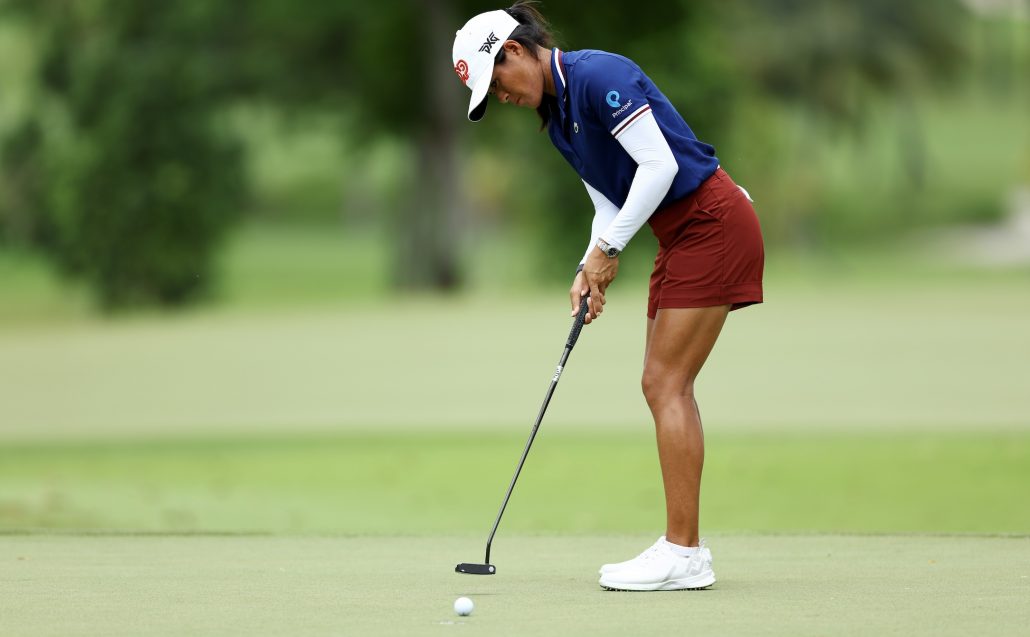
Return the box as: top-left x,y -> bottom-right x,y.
698,537 -> 711,566
602,538 -> 663,571
633,538 -> 665,562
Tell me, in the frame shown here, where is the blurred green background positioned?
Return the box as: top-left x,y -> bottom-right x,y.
0,0 -> 1028,536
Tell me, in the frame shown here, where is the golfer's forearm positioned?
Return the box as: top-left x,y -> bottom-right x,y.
580,180 -> 620,267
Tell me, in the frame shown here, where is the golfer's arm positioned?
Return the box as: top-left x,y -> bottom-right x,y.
579,181 -> 620,268
600,111 -> 679,251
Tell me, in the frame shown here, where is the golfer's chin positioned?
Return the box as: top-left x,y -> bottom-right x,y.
514,96 -> 541,109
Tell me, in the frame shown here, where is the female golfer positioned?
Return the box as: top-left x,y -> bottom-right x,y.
452,2 -> 764,591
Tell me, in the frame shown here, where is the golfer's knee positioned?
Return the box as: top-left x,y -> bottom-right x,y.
641,365 -> 694,408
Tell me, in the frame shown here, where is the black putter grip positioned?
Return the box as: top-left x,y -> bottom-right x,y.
566,294 -> 591,350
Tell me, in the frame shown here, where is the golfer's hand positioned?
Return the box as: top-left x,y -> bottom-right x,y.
569,271 -> 599,324
582,248 -> 618,319
570,254 -> 614,324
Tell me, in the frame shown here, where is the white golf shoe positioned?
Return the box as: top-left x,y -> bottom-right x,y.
598,538 -> 715,591
598,536 -> 666,576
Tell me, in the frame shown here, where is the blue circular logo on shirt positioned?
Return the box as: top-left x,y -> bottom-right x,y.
606,91 -> 621,108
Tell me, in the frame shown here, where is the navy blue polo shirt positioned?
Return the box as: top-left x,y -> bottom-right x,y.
547,49 -> 719,210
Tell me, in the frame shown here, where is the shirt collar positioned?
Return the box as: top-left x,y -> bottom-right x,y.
551,48 -> 567,105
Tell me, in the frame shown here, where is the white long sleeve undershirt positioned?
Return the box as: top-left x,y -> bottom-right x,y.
579,110 -> 679,265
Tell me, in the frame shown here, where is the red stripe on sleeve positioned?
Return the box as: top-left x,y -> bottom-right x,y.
612,105 -> 652,138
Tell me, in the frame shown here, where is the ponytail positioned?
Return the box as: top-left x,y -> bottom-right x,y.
500,1 -> 556,56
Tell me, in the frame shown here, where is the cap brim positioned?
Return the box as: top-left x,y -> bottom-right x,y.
467,67 -> 492,122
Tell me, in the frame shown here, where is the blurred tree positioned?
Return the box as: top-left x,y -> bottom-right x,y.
727,0 -> 967,192
0,119 -> 52,247
720,0 -> 970,242
1,0 -> 245,308
212,0 -> 466,290
728,0 -> 966,125
0,0 -> 978,304
3,0 -> 480,294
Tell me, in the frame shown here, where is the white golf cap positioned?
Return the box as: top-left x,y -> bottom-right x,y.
452,10 -> 520,122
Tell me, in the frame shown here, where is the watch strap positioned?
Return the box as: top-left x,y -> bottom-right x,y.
597,238 -> 620,258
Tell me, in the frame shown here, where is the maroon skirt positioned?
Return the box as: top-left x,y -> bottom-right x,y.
646,167 -> 765,319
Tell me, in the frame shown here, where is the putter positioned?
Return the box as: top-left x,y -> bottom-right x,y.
456,294 -> 592,575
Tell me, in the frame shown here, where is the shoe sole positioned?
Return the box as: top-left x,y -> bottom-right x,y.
599,572 -> 716,592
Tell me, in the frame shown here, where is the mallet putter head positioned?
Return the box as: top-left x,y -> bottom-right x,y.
455,562 -> 496,575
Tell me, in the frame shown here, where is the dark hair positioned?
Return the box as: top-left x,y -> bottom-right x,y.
495,1 -> 558,128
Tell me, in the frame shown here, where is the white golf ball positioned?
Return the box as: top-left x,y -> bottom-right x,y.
453,596 -> 474,616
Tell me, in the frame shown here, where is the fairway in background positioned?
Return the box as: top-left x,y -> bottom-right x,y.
0,260 -> 1028,440
2,432 -> 1028,535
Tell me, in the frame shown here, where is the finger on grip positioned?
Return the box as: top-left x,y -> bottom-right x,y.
566,294 -> 590,350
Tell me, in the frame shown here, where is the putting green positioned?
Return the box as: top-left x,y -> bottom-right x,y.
1,534 -> 1027,636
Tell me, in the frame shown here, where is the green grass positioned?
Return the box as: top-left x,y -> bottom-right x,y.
215,223 -> 391,307
1,266 -> 1027,441
1,534 -> 1028,636
0,246 -> 94,325
1,432 -> 1028,535
0,223 -> 391,324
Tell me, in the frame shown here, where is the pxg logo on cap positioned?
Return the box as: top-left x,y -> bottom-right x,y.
479,32 -> 500,54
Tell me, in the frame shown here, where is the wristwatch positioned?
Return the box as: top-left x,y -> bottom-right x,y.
597,238 -> 621,258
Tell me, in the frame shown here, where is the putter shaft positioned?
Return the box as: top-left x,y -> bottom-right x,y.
457,295 -> 590,574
